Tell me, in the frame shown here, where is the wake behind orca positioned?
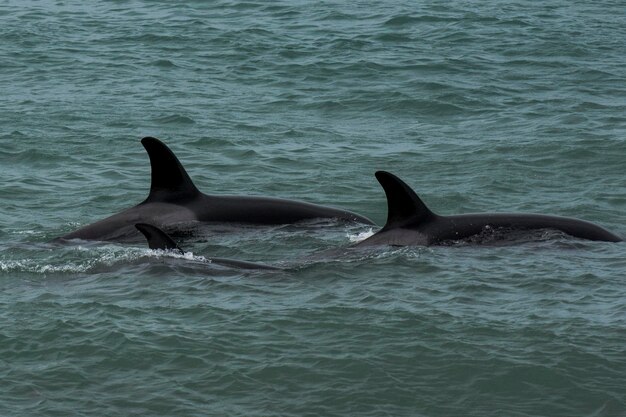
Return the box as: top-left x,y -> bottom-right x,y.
57,137 -> 373,242
356,171 -> 622,247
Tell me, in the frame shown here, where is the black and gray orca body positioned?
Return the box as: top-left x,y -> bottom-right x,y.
357,171 -> 622,247
135,223 -> 279,270
58,137 -> 373,242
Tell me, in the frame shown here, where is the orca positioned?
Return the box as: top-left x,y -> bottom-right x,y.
57,137 -> 373,242
135,223 -> 280,270
356,171 -> 622,247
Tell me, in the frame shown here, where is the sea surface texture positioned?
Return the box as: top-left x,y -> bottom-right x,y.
1,1 -> 625,416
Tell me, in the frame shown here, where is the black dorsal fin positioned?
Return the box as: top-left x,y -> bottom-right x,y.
135,223 -> 185,254
141,137 -> 200,203
375,171 -> 437,229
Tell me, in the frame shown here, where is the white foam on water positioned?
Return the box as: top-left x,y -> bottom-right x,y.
346,228 -> 375,243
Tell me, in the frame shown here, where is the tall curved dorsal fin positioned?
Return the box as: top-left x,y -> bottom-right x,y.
141,137 -> 200,203
135,223 -> 185,254
375,171 -> 436,229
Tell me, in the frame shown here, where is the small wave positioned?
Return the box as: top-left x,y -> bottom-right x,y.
0,130 -> 26,140
0,259 -> 90,274
383,14 -> 456,26
11,230 -> 39,236
153,114 -> 196,124
152,59 -> 177,68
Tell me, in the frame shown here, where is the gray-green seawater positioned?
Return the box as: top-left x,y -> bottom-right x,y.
1,1 -> 625,416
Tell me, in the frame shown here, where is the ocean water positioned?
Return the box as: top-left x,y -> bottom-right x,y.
1,1 -> 625,416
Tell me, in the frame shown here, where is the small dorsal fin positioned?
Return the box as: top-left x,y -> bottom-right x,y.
375,171 -> 436,229
135,223 -> 185,254
141,137 -> 200,203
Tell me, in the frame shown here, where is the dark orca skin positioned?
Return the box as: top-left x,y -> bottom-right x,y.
58,137 -> 373,242
357,171 -> 622,247
135,223 -> 280,270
